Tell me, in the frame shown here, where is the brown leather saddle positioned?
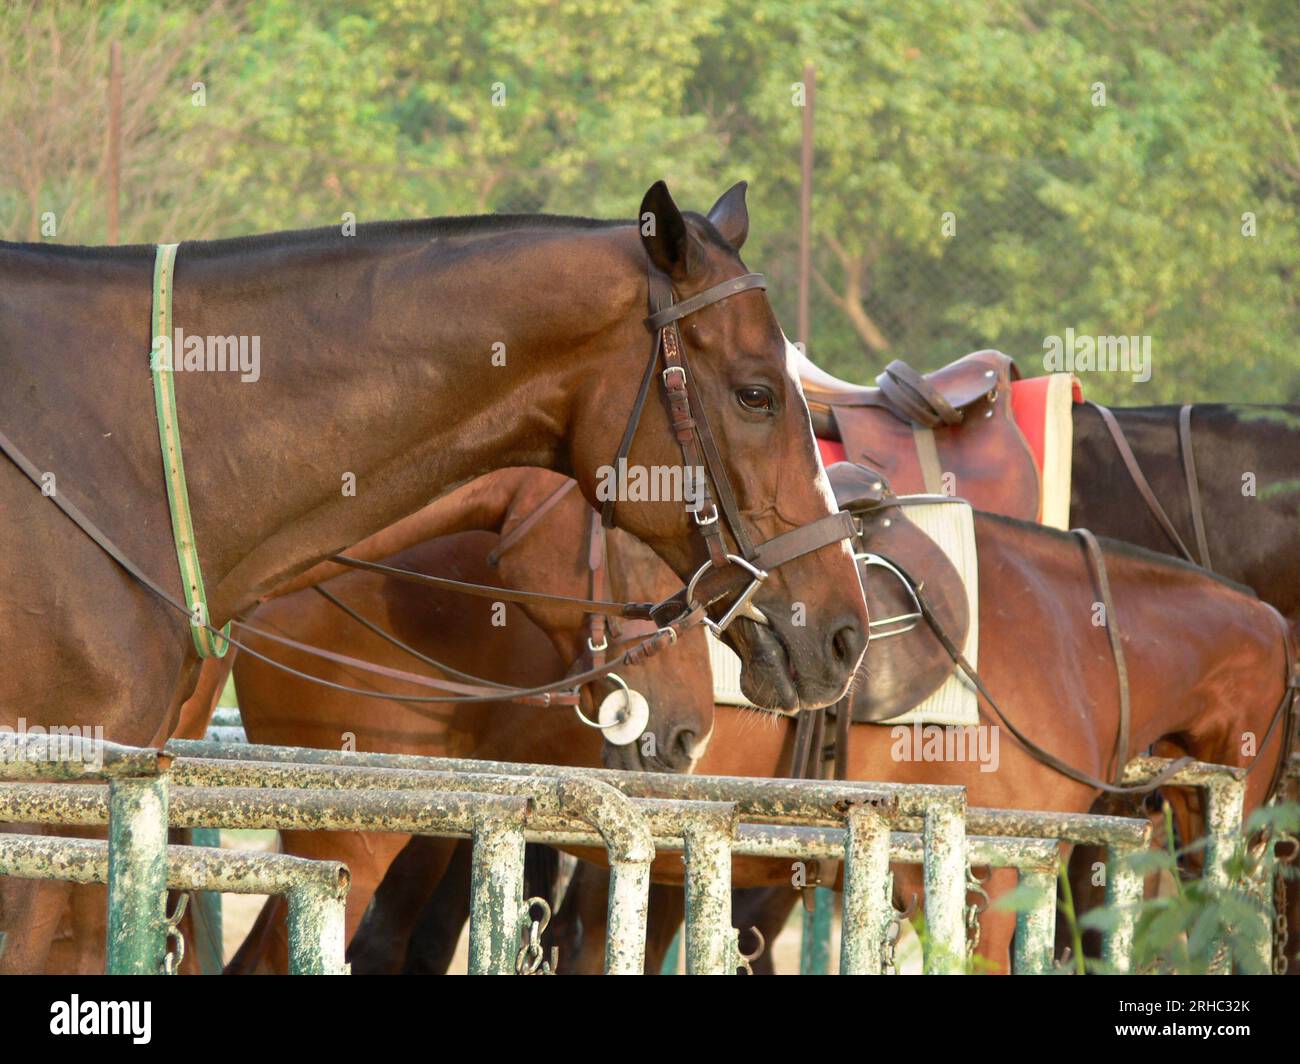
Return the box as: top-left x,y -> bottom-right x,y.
826,461 -> 971,724
801,350 -> 1041,522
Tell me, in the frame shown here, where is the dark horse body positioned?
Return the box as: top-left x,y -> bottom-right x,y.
0,182 -> 869,971
1071,402 -> 1300,636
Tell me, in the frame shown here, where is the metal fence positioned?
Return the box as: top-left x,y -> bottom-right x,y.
0,730 -> 1293,974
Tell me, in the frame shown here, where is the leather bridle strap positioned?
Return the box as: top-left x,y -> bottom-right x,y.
643,272 -> 769,332
1178,404 -> 1212,569
1074,528 -> 1131,784
1089,401 -> 1197,564
486,479 -> 578,567
329,553 -> 659,619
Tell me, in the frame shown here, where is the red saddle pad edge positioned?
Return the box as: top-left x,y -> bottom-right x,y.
817,437 -> 847,468
1010,375 -> 1084,479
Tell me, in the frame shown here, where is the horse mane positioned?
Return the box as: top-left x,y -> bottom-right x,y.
977,510 -> 1255,597
0,210 -> 733,261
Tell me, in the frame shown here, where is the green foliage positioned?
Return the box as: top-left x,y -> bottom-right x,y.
2,0 -> 1295,402
1076,800 -> 1300,975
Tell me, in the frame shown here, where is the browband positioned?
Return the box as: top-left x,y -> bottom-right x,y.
644,272 -> 767,332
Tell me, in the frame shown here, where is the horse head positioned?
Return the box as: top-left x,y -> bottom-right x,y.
568,182 -> 869,711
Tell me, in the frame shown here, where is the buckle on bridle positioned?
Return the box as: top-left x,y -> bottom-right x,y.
586,634 -> 608,654
692,502 -> 719,527
662,365 -> 686,389
686,553 -> 769,636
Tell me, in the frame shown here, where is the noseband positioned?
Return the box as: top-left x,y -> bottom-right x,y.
601,266 -> 855,635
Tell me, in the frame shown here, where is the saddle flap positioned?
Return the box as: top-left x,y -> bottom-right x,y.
850,501 -> 972,723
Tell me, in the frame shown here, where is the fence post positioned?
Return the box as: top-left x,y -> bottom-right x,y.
840,806 -> 891,974
1012,866 -> 1057,974
923,792 -> 967,974
467,805 -> 527,975
286,877 -> 349,975
682,808 -> 736,974
1102,839 -> 1144,973
800,888 -> 834,973
106,773 -> 170,975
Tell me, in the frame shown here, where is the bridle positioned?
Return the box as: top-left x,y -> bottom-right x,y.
595,265 -> 855,636
0,251 -> 857,728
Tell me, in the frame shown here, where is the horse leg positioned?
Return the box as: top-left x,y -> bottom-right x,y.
247,829 -> 424,974
400,841 -> 474,974
0,854 -> 73,973
547,861 -> 610,975
730,886 -> 798,974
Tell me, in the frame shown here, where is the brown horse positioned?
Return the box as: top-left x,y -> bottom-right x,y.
219,467 -> 716,972
396,467 -> 1294,974
0,181 -> 869,969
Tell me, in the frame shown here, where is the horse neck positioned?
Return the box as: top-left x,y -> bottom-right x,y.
173,226 -> 642,619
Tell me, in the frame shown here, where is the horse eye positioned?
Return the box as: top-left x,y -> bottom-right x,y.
736,386 -> 774,412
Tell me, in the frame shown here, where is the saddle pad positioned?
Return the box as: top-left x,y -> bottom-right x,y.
706,498 -> 982,726
872,498 -> 979,727
1010,373 -> 1082,530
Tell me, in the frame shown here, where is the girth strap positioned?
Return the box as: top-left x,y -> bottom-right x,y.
149,242 -> 230,658
1073,528 -> 1131,784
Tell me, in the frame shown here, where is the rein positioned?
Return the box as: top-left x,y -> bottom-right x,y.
865,520 -> 1295,798
1089,401 -> 1212,569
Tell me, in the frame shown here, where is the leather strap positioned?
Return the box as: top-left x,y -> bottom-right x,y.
487,479 -> 577,566
643,273 -> 767,332
911,424 -> 944,495
149,243 -> 230,658
1179,404 -> 1212,569
329,553 -> 659,620
1089,402 -> 1197,565
1074,528 -> 1131,784
880,550 -> 1199,796
878,359 -> 962,428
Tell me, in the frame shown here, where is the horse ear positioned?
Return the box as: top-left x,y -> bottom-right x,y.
639,181 -> 696,279
706,181 -> 749,250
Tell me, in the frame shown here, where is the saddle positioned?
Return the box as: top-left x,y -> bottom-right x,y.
782,461 -> 976,792
801,349 -> 1041,522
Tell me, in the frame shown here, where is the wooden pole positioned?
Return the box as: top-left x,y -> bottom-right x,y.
798,62 -> 815,355
106,40 -> 122,245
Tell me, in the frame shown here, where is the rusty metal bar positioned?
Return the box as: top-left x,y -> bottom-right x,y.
467,803 -> 527,975
840,806 -> 891,974
681,805 -> 737,975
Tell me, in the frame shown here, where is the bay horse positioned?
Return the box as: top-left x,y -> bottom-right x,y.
0,181 -> 869,971
225,466 -> 717,973
388,463 -> 1294,974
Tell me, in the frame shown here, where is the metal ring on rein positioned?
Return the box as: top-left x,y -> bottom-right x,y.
685,552 -> 769,635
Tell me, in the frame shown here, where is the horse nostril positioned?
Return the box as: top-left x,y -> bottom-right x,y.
665,726 -> 698,767
830,619 -> 865,666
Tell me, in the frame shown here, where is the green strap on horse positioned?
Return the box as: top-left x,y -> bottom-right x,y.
150,242 -> 230,659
